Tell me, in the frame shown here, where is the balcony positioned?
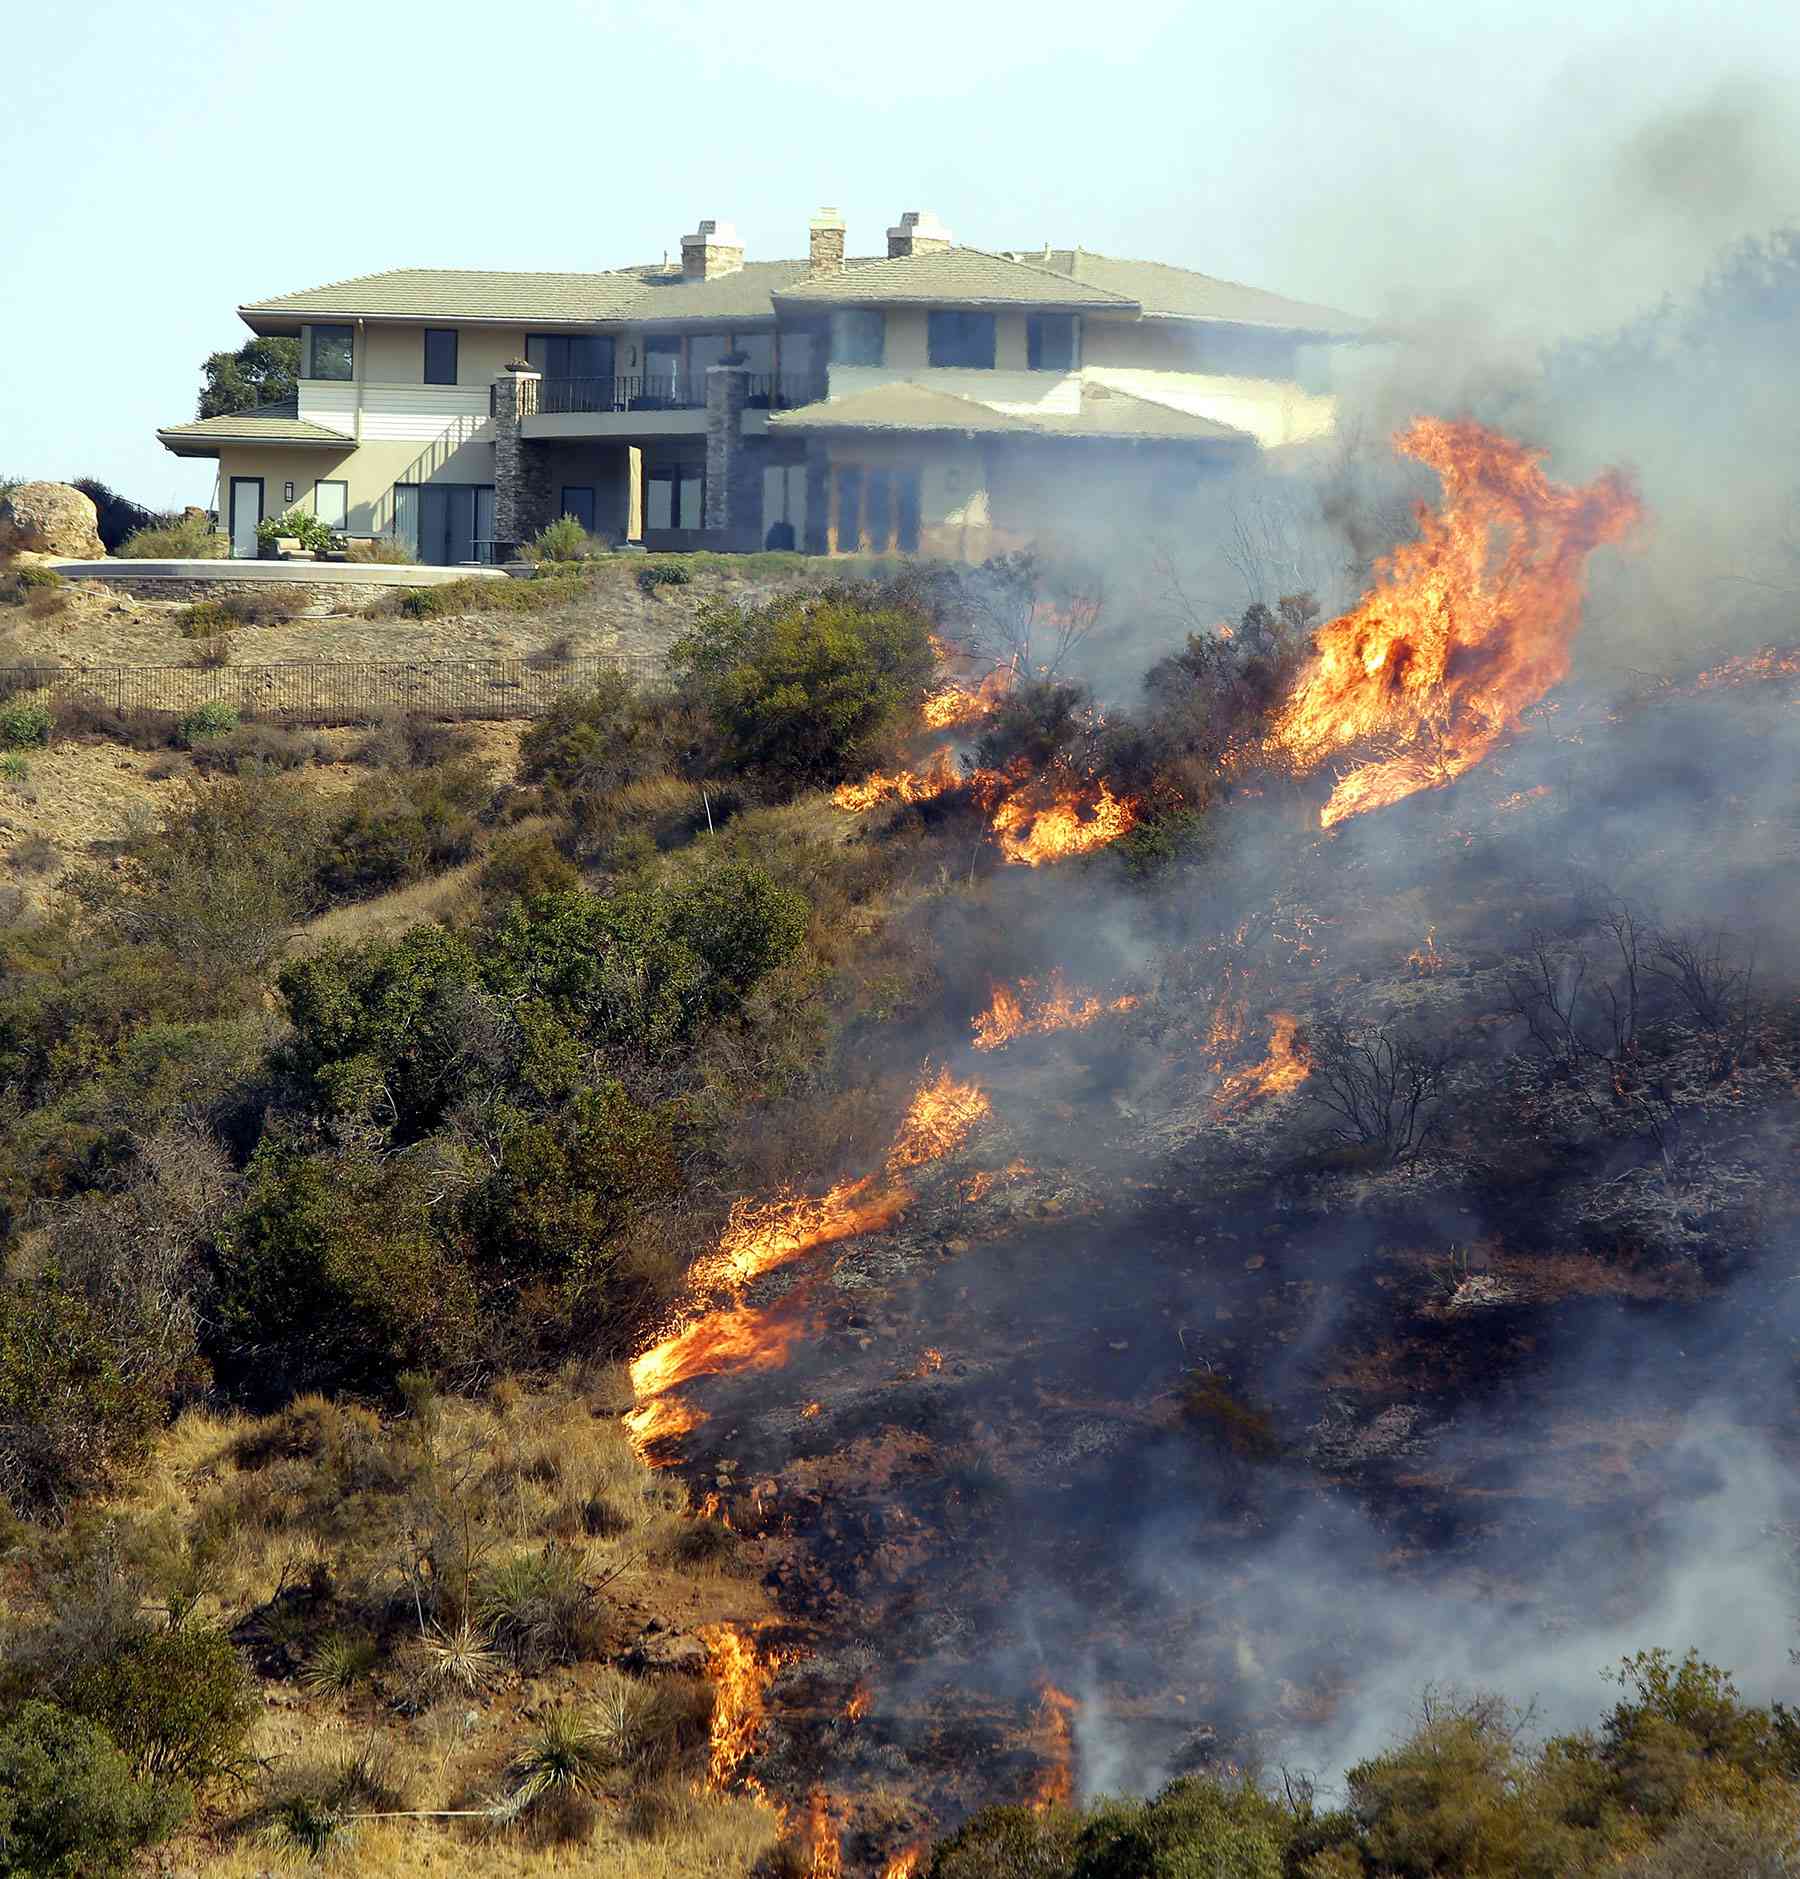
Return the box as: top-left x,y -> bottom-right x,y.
532,371 -> 826,416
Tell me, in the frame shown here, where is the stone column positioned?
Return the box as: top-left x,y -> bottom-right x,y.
704,362 -> 754,546
491,365 -> 549,560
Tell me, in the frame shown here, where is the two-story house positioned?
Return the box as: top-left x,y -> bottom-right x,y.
156,209 -> 1364,563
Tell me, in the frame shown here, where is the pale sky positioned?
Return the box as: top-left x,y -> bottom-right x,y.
3,0 -> 1796,507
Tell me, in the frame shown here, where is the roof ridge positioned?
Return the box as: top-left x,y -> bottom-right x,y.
955,244 -> 1136,304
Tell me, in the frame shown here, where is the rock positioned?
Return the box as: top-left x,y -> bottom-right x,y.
0,483 -> 105,560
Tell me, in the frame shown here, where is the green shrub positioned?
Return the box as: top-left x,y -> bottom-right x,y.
62,1623 -> 257,1785
460,1084 -> 682,1289
118,513 -> 228,559
516,674 -> 679,796
1,754 -> 32,786
312,757 -> 490,900
530,515 -> 601,563
477,829 -> 579,905
175,700 -> 238,747
256,506 -> 341,555
0,1278 -> 168,1510
14,565 -> 61,593
0,1700 -> 185,1877
671,591 -> 935,791
637,560 -> 693,592
1071,1778 -> 1288,1879
213,1149 -> 480,1395
0,701 -> 51,748
927,1804 -> 1080,1878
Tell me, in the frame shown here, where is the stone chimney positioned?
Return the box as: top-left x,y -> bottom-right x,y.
681,219 -> 745,281
808,206 -> 846,276
886,210 -> 953,259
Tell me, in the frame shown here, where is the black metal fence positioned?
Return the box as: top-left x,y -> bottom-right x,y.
533,371 -> 826,416
0,652 -> 666,729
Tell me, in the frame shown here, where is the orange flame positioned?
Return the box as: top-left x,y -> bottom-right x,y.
1031,1681 -> 1079,1811
1407,925 -> 1444,976
803,1789 -> 843,1878
882,1847 -> 926,1879
1692,645 -> 1800,690
972,972 -> 1139,1050
1215,1012 -> 1310,1110
626,1070 -> 988,1459
990,777 -> 1136,866
923,661 -> 1015,729
1275,418 -> 1639,827
701,1623 -> 779,1793
845,1680 -> 873,1723
833,745 -> 962,812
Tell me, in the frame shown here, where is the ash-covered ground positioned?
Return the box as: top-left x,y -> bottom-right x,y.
637,653 -> 1800,1868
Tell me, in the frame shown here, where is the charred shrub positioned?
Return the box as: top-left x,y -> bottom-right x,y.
1307,1020 -> 1455,1163
350,713 -> 478,771
1179,1369 -> 1282,1463
671,591 -> 935,792
50,692 -> 180,750
185,722 -> 328,774
974,677 -> 1094,775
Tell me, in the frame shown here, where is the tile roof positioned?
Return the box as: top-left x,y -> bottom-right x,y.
238,249 -> 1362,333
156,402 -> 354,455
1018,250 -> 1365,333
774,247 -> 1135,309
768,381 -> 1254,444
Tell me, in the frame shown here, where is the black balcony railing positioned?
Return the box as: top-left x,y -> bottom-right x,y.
533,371 -> 826,417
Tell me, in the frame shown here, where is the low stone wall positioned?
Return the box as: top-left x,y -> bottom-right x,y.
71,575 -> 398,609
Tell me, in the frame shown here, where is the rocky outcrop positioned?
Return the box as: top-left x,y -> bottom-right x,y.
0,482 -> 106,560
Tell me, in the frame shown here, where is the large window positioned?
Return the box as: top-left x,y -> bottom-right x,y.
423,328 -> 458,385
525,333 -> 614,380
928,311 -> 995,369
1027,314 -> 1077,372
829,310 -> 884,367
307,325 -> 354,380
313,480 -> 348,530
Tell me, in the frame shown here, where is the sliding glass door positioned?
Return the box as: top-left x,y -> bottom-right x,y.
416,484 -> 497,564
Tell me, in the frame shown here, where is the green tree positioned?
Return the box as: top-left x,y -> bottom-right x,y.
197,336 -> 300,419
0,1701 -> 185,1878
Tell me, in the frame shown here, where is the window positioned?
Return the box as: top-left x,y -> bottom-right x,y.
928,311 -> 995,369
314,480 -> 348,530
829,310 -> 884,367
423,329 -> 458,385
1027,314 -> 1077,372
646,462 -> 704,531
307,325 -> 353,380
525,333 -> 614,381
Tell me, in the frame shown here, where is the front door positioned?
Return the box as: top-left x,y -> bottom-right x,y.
228,477 -> 263,558
560,487 -> 596,534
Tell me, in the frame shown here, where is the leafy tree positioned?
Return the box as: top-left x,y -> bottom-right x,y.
671,591 -> 935,790
0,1700 -> 184,1877
197,336 -> 300,419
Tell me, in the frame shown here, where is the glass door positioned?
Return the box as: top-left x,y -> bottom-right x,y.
228,477 -> 263,558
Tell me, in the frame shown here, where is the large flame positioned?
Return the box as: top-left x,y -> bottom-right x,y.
972,972 -> 1139,1051
990,777 -> 1137,866
1275,418 -> 1639,826
923,662 -> 1015,730
701,1622 -> 779,1793
882,1848 -> 926,1879
833,745 -> 963,812
626,1070 -> 989,1459
1030,1681 -> 1079,1811
1215,1012 -> 1310,1110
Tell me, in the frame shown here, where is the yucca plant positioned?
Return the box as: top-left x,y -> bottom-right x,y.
496,1709 -> 608,1820
416,1620 -> 503,1696
259,1744 -> 406,1859
477,1546 -> 589,1670
299,1631 -> 381,1697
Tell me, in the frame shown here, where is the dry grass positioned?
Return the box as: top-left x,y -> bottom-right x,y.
54,1367 -> 776,1876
